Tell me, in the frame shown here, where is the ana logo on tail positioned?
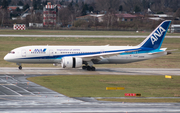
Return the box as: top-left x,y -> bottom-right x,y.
150,26 -> 166,45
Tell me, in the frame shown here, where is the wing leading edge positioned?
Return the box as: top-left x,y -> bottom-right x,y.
77,48 -> 140,61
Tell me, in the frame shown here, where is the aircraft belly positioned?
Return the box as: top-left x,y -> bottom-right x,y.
101,52 -> 166,64
107,55 -> 140,64
107,58 -> 145,64
95,52 -> 164,64
96,56 -> 140,64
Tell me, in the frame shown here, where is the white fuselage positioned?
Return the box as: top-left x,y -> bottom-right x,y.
4,45 -> 167,65
3,20 -> 171,70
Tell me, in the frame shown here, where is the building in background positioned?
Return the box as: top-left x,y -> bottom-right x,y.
43,2 -> 56,26
171,24 -> 180,33
76,14 -> 104,22
116,13 -> 138,21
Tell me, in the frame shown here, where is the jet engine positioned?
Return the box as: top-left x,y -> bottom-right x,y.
61,57 -> 82,68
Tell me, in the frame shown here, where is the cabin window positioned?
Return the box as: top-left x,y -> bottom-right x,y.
9,51 -> 15,54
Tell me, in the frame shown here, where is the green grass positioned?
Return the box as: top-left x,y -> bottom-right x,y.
0,29 -> 179,36
0,29 -> 150,35
27,75 -> 180,97
1,37 -> 180,68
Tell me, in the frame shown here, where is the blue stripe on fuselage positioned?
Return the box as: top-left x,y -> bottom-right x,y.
120,47 -> 164,55
19,48 -> 142,60
18,47 -> 163,60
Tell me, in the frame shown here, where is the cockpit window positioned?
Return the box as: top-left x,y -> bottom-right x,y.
9,51 -> 15,54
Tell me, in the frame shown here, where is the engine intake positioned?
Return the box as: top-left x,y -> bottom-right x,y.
61,57 -> 82,68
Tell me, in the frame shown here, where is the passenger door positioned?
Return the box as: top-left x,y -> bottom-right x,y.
49,49 -> 54,56
21,49 -> 26,57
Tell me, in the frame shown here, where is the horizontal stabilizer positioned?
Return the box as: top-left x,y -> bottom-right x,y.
148,51 -> 165,55
167,49 -> 178,55
167,49 -> 178,52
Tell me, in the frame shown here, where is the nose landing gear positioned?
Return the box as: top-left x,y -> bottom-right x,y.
16,63 -> 22,70
19,66 -> 22,70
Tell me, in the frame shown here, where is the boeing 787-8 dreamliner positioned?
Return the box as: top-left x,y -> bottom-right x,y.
4,20 -> 171,71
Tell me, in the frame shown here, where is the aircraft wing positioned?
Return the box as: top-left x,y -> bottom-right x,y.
78,49 -> 140,61
148,51 -> 165,55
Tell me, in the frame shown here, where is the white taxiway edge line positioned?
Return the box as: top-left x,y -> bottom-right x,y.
0,35 -> 179,38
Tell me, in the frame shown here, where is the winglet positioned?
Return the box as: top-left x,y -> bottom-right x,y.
138,20 -> 171,49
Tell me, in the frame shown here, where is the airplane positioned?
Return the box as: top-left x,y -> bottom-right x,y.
4,20 -> 172,71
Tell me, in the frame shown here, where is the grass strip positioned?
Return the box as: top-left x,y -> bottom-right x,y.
0,30 -> 151,35
0,29 -> 179,36
27,75 -> 180,98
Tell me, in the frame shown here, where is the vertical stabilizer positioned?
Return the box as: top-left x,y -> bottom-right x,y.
138,20 -> 171,49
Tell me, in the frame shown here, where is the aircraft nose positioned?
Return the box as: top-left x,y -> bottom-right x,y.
4,54 -> 8,61
4,54 -> 12,62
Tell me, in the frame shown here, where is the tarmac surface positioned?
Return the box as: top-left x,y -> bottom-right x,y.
0,67 -> 180,113
1,67 -> 180,75
0,34 -> 180,38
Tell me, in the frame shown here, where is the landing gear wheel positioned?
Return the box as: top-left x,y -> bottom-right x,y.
82,66 -> 87,70
87,66 -> 91,71
85,66 -> 96,71
91,66 -> 96,71
18,66 -> 22,70
82,65 -> 96,71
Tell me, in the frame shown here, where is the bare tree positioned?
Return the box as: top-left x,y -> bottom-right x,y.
0,9 -> 5,26
95,0 -> 121,12
0,0 -> 9,27
95,0 -> 120,29
57,8 -> 71,26
175,8 -> 180,18
103,12 -> 117,29
34,12 -> 43,23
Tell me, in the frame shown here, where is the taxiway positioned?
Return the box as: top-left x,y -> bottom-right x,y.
1,67 -> 180,75
0,34 -> 180,38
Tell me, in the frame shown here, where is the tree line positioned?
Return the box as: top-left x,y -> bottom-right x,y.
0,0 -> 180,30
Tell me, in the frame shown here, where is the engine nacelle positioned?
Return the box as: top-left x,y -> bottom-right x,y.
61,57 -> 82,68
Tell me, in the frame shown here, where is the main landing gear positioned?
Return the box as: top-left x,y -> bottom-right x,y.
82,66 -> 96,71
82,61 -> 96,71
